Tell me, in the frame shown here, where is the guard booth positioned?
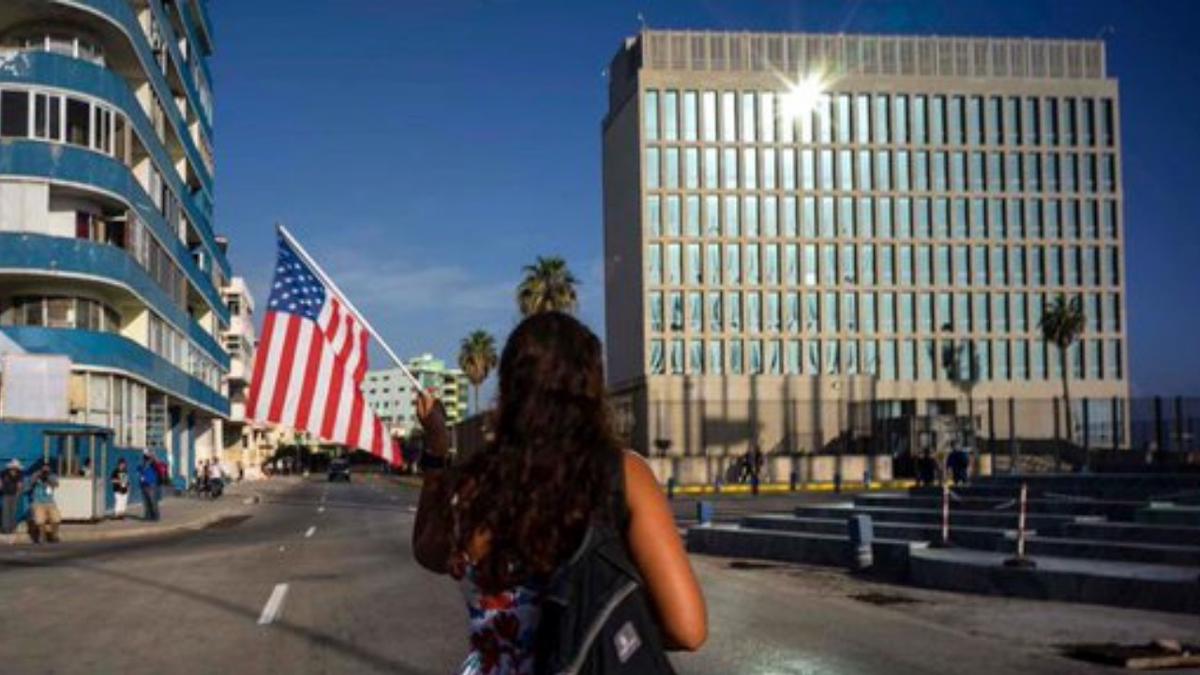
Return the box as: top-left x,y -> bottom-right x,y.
42,428 -> 111,521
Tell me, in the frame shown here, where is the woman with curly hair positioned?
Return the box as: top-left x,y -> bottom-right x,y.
413,311 -> 706,674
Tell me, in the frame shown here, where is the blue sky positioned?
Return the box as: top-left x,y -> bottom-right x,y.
212,0 -> 1200,396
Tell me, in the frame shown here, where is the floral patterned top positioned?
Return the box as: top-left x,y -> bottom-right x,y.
457,565 -> 543,675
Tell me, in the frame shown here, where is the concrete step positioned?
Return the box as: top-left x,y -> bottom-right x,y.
908,546 -> 1200,614
794,504 -> 1078,532
1136,504 -> 1200,527
857,493 -> 1142,519
1020,536 -> 1200,567
741,514 -> 1017,550
685,524 -> 918,577
1061,521 -> 1200,547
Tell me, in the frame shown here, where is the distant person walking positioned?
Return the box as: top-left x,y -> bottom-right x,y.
139,453 -> 160,521
110,458 -> 130,519
1,459 -> 23,534
946,447 -> 970,486
27,465 -> 61,543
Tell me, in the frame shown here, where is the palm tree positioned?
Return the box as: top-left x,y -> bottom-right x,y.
458,330 -> 497,415
1040,294 -> 1086,447
517,256 -> 579,316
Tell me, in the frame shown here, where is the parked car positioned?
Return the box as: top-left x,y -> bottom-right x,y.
328,458 -> 351,482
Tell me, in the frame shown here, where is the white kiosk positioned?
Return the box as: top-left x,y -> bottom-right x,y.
42,429 -> 110,521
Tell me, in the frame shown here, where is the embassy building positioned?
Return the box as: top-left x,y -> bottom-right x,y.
602,30 -> 1129,477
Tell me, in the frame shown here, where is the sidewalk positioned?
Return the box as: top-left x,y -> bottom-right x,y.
1,481 -> 264,546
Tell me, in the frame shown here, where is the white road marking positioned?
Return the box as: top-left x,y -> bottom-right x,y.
304,526 -> 316,538
317,506 -> 325,514
257,584 -> 289,625
407,506 -> 417,513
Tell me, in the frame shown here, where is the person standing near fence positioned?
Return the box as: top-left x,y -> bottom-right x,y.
110,458 -> 130,520
139,453 -> 160,522
1,459 -> 23,534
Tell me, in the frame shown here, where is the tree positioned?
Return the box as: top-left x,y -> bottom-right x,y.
517,256 -> 579,316
1040,294 -> 1086,447
458,330 -> 497,415
940,327 -> 981,446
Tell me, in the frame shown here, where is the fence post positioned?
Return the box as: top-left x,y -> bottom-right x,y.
1175,396 -> 1185,454
1154,396 -> 1165,463
1081,398 -> 1091,472
1053,397 -> 1062,472
1008,397 -> 1017,475
988,397 -> 997,473
1111,397 -> 1120,453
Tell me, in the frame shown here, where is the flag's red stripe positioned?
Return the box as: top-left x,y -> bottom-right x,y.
245,311 -> 278,421
353,328 -> 369,382
267,315 -> 302,422
293,329 -> 325,432
345,392 -> 365,449
320,348 -> 347,440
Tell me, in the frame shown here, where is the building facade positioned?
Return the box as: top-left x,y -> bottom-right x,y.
216,272 -> 275,477
0,1 -> 226,496
364,354 -> 470,441
603,31 -> 1129,465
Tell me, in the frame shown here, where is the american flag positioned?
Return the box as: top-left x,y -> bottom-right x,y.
246,234 -> 399,465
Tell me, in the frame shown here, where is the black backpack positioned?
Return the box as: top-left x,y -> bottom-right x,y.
534,453 -> 677,675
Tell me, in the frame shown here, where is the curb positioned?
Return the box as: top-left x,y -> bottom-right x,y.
2,494 -> 261,546
669,481 -> 917,496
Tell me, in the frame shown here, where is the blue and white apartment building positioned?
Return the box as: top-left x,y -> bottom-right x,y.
0,0 -> 227,514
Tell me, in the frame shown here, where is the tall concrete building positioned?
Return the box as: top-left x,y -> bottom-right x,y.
603,31 -> 1128,470
0,0 -> 227,501
363,354 -> 470,441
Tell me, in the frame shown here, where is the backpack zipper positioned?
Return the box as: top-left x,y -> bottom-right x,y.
558,580 -> 639,675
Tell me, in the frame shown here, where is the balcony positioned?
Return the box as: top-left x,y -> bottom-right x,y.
0,140 -> 229,325
0,232 -> 229,368
0,49 -> 223,274
1,325 -> 228,416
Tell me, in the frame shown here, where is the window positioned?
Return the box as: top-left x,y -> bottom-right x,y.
702,91 -> 717,141
663,91 -> 678,140
66,97 -> 90,146
741,92 -> 757,142
645,149 -> 660,189
682,91 -> 698,141
913,95 -> 927,145
1,90 -> 30,137
721,92 -> 737,142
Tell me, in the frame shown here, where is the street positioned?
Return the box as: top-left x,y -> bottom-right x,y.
1,477 -> 1193,674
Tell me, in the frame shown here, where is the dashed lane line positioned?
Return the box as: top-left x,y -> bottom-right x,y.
304,526 -> 316,538
257,584 -> 289,625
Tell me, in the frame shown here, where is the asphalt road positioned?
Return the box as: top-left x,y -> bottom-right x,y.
0,478 -> 1150,674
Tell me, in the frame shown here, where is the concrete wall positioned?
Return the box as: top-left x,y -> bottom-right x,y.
645,452 -> 895,486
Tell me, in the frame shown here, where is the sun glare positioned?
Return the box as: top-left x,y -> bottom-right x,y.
780,74 -> 828,121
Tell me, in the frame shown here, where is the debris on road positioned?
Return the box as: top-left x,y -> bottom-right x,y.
1062,640 -> 1200,670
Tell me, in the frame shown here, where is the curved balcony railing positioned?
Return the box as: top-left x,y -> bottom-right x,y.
0,232 -> 229,368
0,50 -> 226,279
46,0 -> 215,198
0,326 -> 229,416
0,140 -> 229,326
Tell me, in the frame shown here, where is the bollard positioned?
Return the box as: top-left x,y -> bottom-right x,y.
847,514 -> 874,570
750,472 -> 760,496
833,471 -> 843,494
667,477 -> 676,501
713,477 -> 723,495
1003,482 -> 1037,568
863,466 -> 873,490
931,481 -> 952,548
696,500 -> 715,526
789,471 -> 799,492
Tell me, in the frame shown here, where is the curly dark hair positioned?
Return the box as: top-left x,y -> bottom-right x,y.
449,312 -> 620,593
